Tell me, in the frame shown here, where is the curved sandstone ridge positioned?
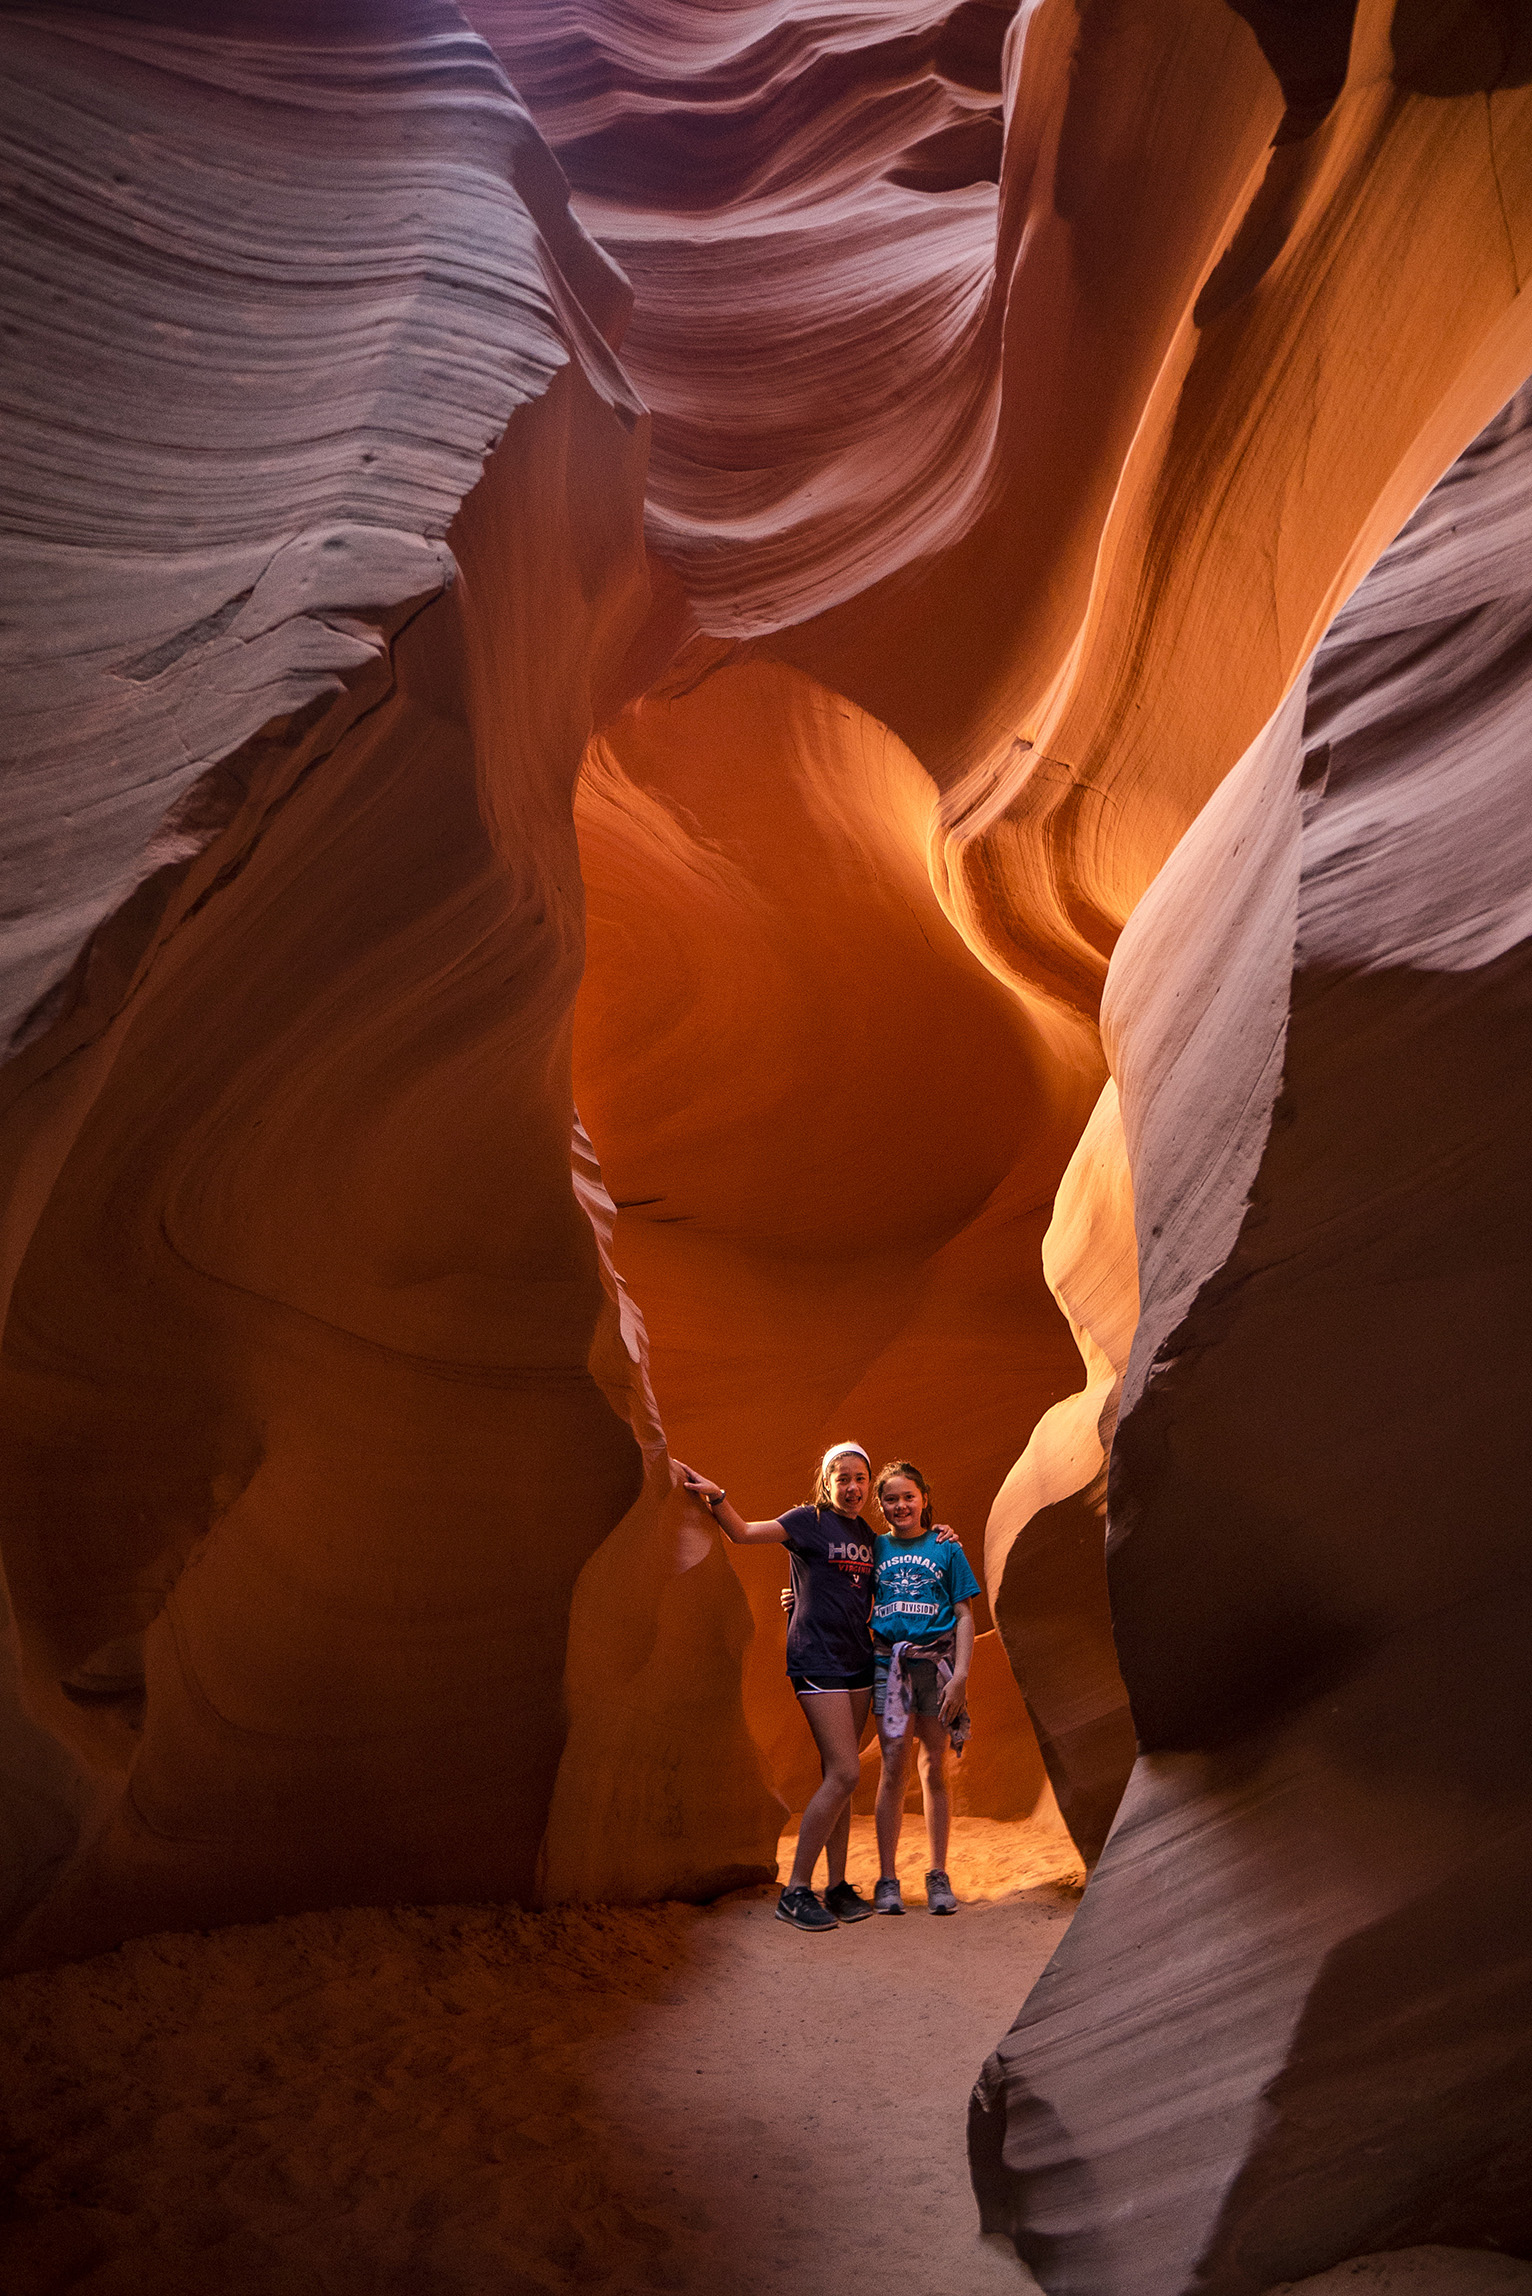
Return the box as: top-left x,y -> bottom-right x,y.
970,385 -> 1532,2291
983,1079 -> 1137,1864
480,0 -> 1532,1021
0,1 -> 625,1058
466,0 -> 1016,635
1,2 -> 1531,2290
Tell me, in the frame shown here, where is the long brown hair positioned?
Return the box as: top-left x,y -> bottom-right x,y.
874,1459 -> 932,1530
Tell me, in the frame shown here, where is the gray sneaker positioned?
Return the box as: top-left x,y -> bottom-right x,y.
873,1876 -> 904,1915
925,1869 -> 958,1914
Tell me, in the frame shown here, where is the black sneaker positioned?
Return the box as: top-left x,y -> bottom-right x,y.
925,1869 -> 958,1914
775,1886 -> 839,1932
823,1881 -> 874,1923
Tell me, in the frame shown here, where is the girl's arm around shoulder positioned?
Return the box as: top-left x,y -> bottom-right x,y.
675,1462 -> 789,1544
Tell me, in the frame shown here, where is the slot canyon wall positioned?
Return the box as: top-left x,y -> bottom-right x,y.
970,381 -> 1532,2293
2,0 -> 1531,2291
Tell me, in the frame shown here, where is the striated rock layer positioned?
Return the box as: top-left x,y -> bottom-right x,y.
0,0 -> 778,1960
970,387 -> 1532,2293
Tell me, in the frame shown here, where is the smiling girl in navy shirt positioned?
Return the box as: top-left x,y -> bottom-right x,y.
679,1443 -> 881,1930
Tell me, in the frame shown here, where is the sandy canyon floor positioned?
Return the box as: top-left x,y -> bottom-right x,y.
1,1817 -> 1080,2296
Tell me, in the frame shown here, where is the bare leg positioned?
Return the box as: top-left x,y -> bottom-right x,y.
790,1689 -> 870,1891
823,1689 -> 872,1885
875,1725 -> 914,1878
824,1790 -> 852,1889
915,1713 -> 951,1872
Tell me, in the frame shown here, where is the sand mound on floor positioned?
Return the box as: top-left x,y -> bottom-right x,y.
1,1815 -> 1079,2296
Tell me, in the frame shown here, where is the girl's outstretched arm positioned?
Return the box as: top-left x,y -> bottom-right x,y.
675,1462 -> 789,1544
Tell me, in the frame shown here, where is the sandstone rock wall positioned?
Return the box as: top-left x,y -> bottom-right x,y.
0,0 -> 781,1962
4,6 -> 1532,2285
984,1080 -> 1138,1863
970,384 -> 1532,2294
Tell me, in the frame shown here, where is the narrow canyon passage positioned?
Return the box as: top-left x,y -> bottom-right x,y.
6,8 -> 1532,2293
1,1818 -> 1077,2296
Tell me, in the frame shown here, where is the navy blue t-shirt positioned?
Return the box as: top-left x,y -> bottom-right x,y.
779,1505 -> 875,1677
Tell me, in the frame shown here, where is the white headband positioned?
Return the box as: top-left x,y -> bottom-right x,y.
820,1442 -> 870,1478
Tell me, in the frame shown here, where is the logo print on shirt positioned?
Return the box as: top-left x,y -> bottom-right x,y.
877,1545 -> 948,1618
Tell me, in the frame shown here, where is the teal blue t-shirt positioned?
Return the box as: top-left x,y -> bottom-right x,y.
871,1531 -> 982,1645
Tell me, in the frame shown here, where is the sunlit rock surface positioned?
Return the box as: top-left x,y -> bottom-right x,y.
984,1080 -> 1137,1863
970,387 -> 1532,2292
3,1 -> 1532,2288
